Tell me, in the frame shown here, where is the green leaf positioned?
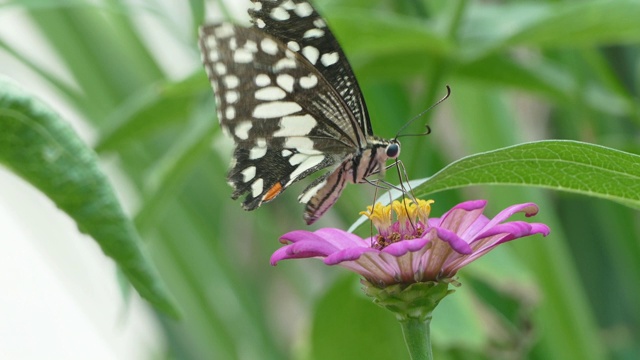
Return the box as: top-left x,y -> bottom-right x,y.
325,8 -> 451,59
414,140 -> 640,209
0,78 -> 179,317
454,54 -> 633,117
461,1 -> 640,58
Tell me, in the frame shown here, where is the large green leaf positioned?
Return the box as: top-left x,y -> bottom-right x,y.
0,78 -> 178,317
414,140 -> 640,209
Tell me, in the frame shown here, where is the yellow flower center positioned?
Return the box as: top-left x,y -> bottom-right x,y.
359,202 -> 392,231
360,198 -> 435,249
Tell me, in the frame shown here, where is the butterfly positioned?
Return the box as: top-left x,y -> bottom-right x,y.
198,0 -> 401,224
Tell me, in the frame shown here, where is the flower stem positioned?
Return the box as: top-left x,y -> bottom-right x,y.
400,317 -> 433,360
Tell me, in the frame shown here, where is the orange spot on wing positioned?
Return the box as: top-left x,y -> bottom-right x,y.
263,182 -> 283,202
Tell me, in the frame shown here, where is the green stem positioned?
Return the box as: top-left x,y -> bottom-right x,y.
400,317 -> 433,360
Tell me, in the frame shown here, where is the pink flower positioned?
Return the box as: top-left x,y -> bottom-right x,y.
271,200 -> 550,287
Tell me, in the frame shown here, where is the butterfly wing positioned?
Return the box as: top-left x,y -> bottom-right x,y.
248,0 -> 374,138
199,23 -> 363,210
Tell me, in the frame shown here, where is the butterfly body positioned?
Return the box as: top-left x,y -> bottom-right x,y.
199,0 -> 400,224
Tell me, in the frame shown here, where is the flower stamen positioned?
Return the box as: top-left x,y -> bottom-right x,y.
360,202 -> 392,236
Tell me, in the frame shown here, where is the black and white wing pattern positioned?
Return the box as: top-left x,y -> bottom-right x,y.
247,0 -> 373,137
198,0 -> 400,224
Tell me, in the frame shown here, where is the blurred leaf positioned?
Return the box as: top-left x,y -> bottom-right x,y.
311,276 -> 489,359
455,54 -> 633,116
414,140 -> 640,209
0,78 -> 178,317
189,0 -> 206,33
326,8 -> 452,58
505,1 -> 640,48
27,3 -> 163,120
461,1 -> 640,58
0,39 -> 84,110
311,275 -> 407,360
136,105 -> 216,231
431,284 -> 487,350
96,73 -> 209,152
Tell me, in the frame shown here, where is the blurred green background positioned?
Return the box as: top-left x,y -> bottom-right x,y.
1,0 -> 639,359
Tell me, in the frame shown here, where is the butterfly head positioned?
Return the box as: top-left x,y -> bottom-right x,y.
385,140 -> 401,159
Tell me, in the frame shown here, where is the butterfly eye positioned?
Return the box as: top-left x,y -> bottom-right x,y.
386,143 -> 400,159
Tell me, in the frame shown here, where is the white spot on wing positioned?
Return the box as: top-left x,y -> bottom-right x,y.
276,74 -> 295,92
214,23 -> 234,38
273,114 -> 317,137
284,137 -> 315,151
256,19 -> 266,28
314,19 -> 326,28
224,75 -> 239,88
205,36 -> 217,48
289,153 -> 306,165
282,0 -> 296,10
321,52 -> 339,66
234,121 -> 252,140
234,48 -> 253,63
255,74 -> 271,87
260,38 -> 279,55
271,7 -> 290,20
294,3 -> 314,17
255,86 -> 287,101
226,106 -> 236,120
303,28 -> 325,38
274,58 -> 297,71
245,40 -> 258,53
249,146 -> 267,159
225,91 -> 239,103
302,46 -> 319,65
207,49 -> 219,61
299,74 -> 318,89
241,166 -> 256,182
249,138 -> 268,160
215,63 -> 227,75
282,149 -> 293,157
251,178 -> 264,197
287,41 -> 300,52
290,155 -> 325,182
253,102 -> 301,118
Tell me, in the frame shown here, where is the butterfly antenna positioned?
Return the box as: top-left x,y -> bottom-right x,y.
394,85 -> 451,140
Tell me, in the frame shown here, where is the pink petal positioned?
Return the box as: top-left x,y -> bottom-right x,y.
482,202 -> 540,230
433,228 -> 473,254
270,240 -> 337,265
315,228 -> 369,248
382,237 -> 431,256
434,200 -> 487,237
325,247 -> 378,265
